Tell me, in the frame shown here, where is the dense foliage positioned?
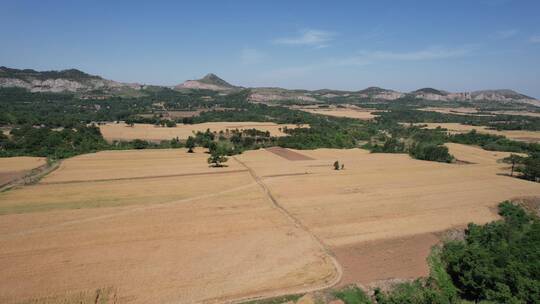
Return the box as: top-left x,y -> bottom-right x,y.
442,202 -> 540,303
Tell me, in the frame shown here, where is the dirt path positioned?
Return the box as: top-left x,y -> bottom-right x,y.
231,156 -> 343,302
0,161 -> 60,192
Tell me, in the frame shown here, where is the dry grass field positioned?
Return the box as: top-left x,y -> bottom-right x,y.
1,144 -> 539,303
235,145 -> 540,284
411,122 -> 540,142
99,122 -> 300,142
0,157 -> 46,187
297,106 -> 377,120
0,148 -> 337,304
419,107 -> 540,118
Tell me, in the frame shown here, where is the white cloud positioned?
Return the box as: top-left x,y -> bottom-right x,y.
530,35 -> 540,43
354,46 -> 474,61
273,29 -> 336,48
263,46 -> 474,79
495,29 -> 518,39
240,48 -> 265,64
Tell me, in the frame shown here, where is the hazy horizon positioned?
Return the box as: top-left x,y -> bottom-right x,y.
1,0 -> 539,98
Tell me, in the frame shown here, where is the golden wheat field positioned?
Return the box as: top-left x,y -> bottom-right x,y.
297,106 -> 377,120
99,122 -> 301,142
411,122 -> 540,142
1,145 -> 539,303
0,149 -> 337,304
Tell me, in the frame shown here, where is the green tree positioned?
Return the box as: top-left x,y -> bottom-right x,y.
503,154 -> 524,177
185,136 -> 195,153
207,145 -> 228,167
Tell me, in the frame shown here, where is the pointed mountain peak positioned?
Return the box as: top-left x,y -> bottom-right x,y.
198,73 -> 234,87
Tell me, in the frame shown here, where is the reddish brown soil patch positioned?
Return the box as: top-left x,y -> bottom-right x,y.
0,172 -> 24,187
332,233 -> 440,286
266,147 -> 314,161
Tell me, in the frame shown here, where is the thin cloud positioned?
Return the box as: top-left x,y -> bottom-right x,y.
530,35 -> 540,43
355,46 -> 474,61
273,29 -> 336,48
240,48 -> 265,64
495,29 -> 518,39
263,46 -> 474,79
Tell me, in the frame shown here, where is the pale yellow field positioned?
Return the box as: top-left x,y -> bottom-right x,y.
419,107 -> 488,116
420,107 -> 540,118
298,107 -> 377,120
99,122 -> 301,142
238,145 -> 540,246
1,145 -> 539,303
491,110 -> 540,117
412,122 -> 540,142
0,149 -> 337,304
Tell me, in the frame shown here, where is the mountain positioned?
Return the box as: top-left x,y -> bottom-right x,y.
0,66 -> 537,106
407,88 -> 538,105
174,73 -> 240,91
0,66 -> 142,94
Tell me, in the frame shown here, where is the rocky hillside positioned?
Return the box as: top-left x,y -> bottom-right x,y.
0,66 -> 142,94
408,88 -> 538,105
250,86 -> 538,106
174,73 -> 240,91
1,66 -> 537,106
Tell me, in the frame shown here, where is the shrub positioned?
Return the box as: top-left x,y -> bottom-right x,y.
409,143 -> 454,163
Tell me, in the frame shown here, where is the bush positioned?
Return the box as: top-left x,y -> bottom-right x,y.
409,143 -> 454,163
333,286 -> 372,304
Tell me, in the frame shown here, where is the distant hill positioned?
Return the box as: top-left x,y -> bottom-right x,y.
412,88 -> 448,96
0,66 -> 537,106
174,73 -> 240,91
0,66 -> 142,95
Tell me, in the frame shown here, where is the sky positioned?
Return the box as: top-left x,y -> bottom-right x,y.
1,0 -> 540,97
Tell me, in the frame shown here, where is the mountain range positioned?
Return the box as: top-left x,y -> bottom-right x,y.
1,66 -> 538,106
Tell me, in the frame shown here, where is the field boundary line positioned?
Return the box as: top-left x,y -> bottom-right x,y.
40,169 -> 249,185
231,156 -> 343,303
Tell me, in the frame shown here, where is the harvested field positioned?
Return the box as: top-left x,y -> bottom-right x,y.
0,149 -> 337,303
411,122 -> 540,142
0,157 -> 46,187
490,110 -> 540,117
419,107 -> 540,118
419,107 -> 490,116
334,233 -> 440,286
99,122 -> 301,142
2,144 -> 539,303
298,106 -> 377,120
235,145 -> 540,282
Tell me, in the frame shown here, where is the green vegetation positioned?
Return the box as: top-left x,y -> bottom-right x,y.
442,202 -> 540,303
503,153 -> 540,182
334,286 -> 372,304
449,130 -> 540,154
1,86 -> 539,171
207,142 -> 229,167
409,142 -> 454,163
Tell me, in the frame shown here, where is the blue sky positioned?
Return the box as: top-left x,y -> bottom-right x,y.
1,0 -> 540,97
